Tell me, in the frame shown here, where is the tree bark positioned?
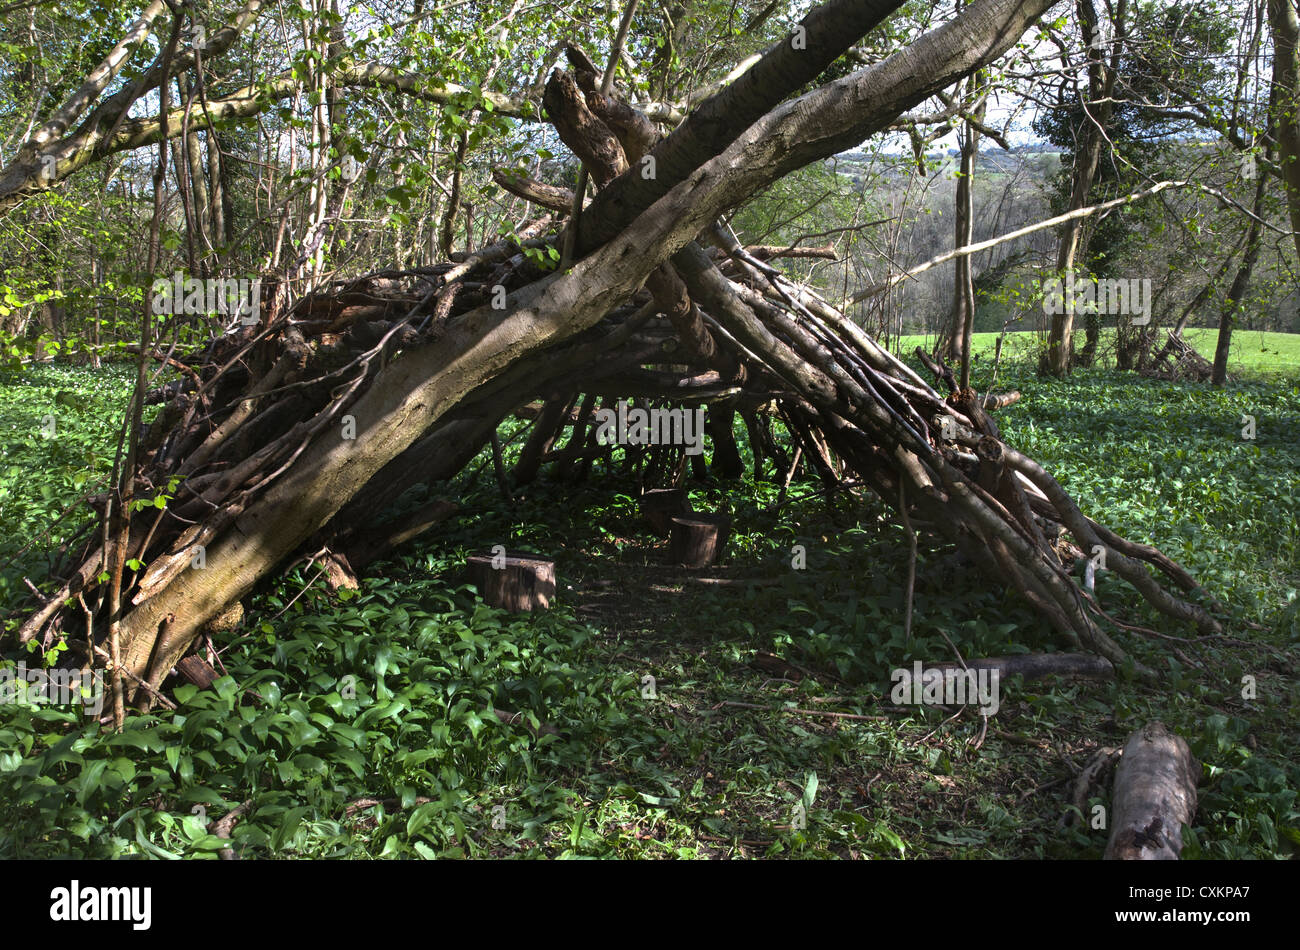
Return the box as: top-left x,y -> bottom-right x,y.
1268,0 -> 1300,268
1213,122 -> 1273,384
949,70 -> 984,387
1104,722 -> 1199,860
1046,0 -> 1123,376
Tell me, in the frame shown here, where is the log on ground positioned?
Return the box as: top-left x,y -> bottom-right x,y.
1104,721 -> 1199,860
922,653 -> 1114,682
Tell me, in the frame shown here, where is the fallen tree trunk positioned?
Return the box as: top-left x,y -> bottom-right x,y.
1104,721 -> 1200,860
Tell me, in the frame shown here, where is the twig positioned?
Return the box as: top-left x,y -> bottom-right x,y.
1017,775 -> 1069,803
899,481 -> 916,643
344,795 -> 433,817
771,444 -> 802,510
65,636 -> 179,712
698,832 -> 775,847
990,727 -> 1050,750
843,180 -> 1191,306
215,799 -> 253,860
712,700 -> 889,722
917,706 -> 966,744
21,577 -> 50,603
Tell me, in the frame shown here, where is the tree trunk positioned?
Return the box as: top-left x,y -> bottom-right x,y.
1046,0 -> 1121,377
706,406 -> 745,478
1268,0 -> 1300,269
1213,125 -> 1272,384
949,70 -> 984,388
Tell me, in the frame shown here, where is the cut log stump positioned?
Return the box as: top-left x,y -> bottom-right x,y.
1104,721 -> 1200,860
670,513 -> 732,568
466,551 -> 556,612
640,488 -> 692,534
176,655 -> 219,690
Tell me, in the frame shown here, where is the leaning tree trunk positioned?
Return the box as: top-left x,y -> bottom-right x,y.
9,0 -> 1223,710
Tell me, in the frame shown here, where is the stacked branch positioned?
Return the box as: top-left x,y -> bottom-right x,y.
1144,330 -> 1220,382
8,0 -> 1224,712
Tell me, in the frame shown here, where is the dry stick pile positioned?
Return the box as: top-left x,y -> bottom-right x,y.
10,40 -> 1223,712
1144,330 -> 1219,382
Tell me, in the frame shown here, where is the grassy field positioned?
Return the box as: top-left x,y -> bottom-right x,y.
894,329 -> 1300,377
1,352 -> 1297,859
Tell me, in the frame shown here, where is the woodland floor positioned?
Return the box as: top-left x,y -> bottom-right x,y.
1,352 -> 1297,858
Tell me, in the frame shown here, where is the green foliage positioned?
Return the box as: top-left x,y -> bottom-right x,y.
0,363 -> 132,631
2,351 -> 1297,859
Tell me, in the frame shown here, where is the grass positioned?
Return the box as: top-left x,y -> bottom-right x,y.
894,328 -> 1300,377
0,350 -> 1297,859
1182,328 -> 1300,375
